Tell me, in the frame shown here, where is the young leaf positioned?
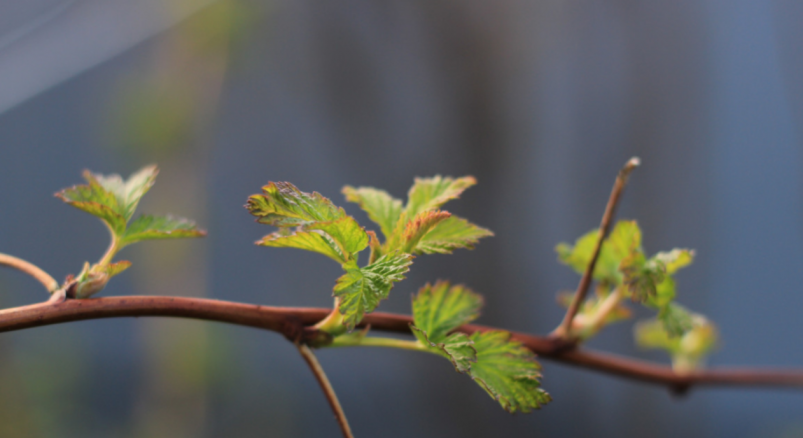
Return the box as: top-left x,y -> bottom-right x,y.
121,215 -> 206,247
414,216 -> 493,255
635,309 -> 717,373
411,327 -> 477,373
620,252 -> 665,302
412,281 -> 483,344
400,210 -> 452,253
658,302 -> 695,337
467,331 -> 551,413
333,253 -> 413,329
55,174 -> 127,235
556,220 -> 641,285
257,229 -> 349,263
404,175 -> 477,219
247,182 -> 344,227
653,249 -> 694,275
104,260 -> 132,278
306,217 -> 369,257
90,165 -> 158,221
342,186 -> 403,241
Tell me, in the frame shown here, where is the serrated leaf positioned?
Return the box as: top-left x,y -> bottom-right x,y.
55,166 -> 161,234
404,176 -> 476,219
55,177 -> 127,235
412,281 -> 483,344
121,214 -> 206,246
467,331 -> 551,413
257,229 -> 348,263
104,260 -> 132,278
635,308 -> 718,373
646,276 -> 676,308
400,210 -> 452,253
307,216 -> 368,258
412,326 -> 477,373
414,216 -> 494,255
90,165 -> 158,221
652,249 -> 694,274
556,220 -> 641,284
247,181 -> 344,227
334,253 -> 413,329
621,252 -> 665,302
342,186 -> 403,241
658,302 -> 695,337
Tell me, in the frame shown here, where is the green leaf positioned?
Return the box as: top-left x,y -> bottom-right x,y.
333,253 -> 413,329
652,249 -> 695,275
307,216 -> 369,258
658,302 -> 694,337
414,216 -> 494,255
556,220 -> 641,285
247,181 -> 344,227
467,331 -> 551,413
104,260 -> 132,278
121,215 -> 206,246
621,252 -> 666,302
404,175 -> 477,219
55,173 -> 127,235
411,327 -> 477,373
412,281 -> 483,344
635,308 -> 718,373
90,165 -> 158,221
399,210 -> 452,253
257,229 -> 348,263
55,166 -> 161,234
342,186 -> 403,241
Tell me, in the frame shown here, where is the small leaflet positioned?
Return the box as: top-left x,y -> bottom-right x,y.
410,282 -> 550,413
249,182 -> 368,263
333,253 -> 413,329
122,214 -> 206,246
342,186 -> 403,242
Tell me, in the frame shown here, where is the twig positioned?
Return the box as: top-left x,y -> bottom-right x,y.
0,296 -> 801,392
0,252 -> 59,293
297,343 -> 354,438
554,157 -> 640,339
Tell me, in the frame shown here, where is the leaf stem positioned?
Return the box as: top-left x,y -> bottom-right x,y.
97,230 -> 120,268
0,252 -> 59,293
555,157 -> 640,340
297,343 -> 354,438
314,301 -> 348,336
329,335 -> 438,355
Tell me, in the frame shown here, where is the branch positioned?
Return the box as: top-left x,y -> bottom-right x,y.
0,295 -> 801,393
297,344 -> 354,438
555,157 -> 640,339
0,252 -> 59,293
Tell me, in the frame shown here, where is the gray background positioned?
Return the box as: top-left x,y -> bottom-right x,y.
0,0 -> 802,437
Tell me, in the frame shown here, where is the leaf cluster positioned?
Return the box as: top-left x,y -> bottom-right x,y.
556,220 -> 717,368
247,176 -> 492,331
55,166 -> 205,297
410,282 -> 551,413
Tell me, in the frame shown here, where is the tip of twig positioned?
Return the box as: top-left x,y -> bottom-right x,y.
619,157 -> 641,179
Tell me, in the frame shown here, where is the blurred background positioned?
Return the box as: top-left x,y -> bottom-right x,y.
0,0 -> 802,437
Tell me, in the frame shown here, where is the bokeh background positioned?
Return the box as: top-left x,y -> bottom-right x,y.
1,0 -> 802,437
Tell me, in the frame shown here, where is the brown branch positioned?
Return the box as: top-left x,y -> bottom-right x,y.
297,344 -> 354,438
0,253 -> 60,293
0,295 -> 801,393
555,157 -> 640,339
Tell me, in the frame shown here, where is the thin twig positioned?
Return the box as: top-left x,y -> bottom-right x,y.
0,252 -> 59,293
554,157 -> 640,339
297,343 -> 354,438
0,296 -> 801,392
